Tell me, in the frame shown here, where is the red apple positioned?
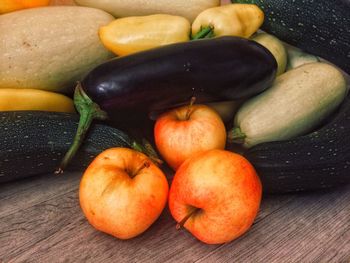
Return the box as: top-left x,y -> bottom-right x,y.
79,148 -> 169,239
154,104 -> 226,170
169,149 -> 262,244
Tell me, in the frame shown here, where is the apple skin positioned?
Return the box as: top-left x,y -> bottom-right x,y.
169,149 -> 262,244
79,148 -> 169,239
154,104 -> 226,170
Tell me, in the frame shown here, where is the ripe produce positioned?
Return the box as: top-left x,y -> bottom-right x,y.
286,47 -> 319,71
229,63 -> 347,148
58,36 -> 277,171
234,0 -> 350,74
252,33 -> 287,76
74,0 -> 220,21
192,4 -> 264,39
0,111 -> 135,183
0,89 -> 75,112
79,148 -> 169,239
99,14 -> 191,56
206,100 -> 242,123
154,104 -> 226,170
0,6 -> 114,92
245,94 -> 350,193
49,0 -> 75,5
169,149 -> 262,244
0,0 -> 49,14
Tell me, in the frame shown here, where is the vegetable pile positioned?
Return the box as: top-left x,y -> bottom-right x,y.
0,0 -> 349,244
235,0 -> 350,75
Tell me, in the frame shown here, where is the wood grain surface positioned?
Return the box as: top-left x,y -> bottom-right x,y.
0,172 -> 349,263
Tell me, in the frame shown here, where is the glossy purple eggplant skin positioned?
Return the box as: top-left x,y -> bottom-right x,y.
82,36 -> 277,120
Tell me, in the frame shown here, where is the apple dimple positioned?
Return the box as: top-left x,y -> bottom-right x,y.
175,109 -> 191,121
174,96 -> 197,121
176,205 -> 202,230
124,160 -> 151,178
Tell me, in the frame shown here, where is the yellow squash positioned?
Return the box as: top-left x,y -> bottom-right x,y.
0,89 -> 75,113
192,4 -> 264,39
0,0 -> 50,14
99,14 -> 191,56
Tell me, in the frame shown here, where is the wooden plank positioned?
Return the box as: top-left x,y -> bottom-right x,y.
0,188 -> 80,261
0,172 -> 294,262
0,172 -> 82,218
314,227 -> 350,263
195,185 -> 350,263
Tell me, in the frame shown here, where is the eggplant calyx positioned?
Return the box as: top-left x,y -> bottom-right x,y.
227,127 -> 246,144
191,25 -> 215,40
55,83 -> 108,174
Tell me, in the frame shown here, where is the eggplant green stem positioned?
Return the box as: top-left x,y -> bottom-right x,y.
191,25 -> 215,40
55,83 -> 108,174
227,127 -> 246,144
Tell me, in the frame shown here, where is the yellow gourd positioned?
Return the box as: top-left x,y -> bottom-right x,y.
99,15 -> 191,56
192,4 -> 264,39
0,89 -> 75,113
0,0 -> 50,14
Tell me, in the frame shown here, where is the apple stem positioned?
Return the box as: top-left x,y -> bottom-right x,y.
185,96 -> 197,121
176,207 -> 200,230
131,161 -> 151,178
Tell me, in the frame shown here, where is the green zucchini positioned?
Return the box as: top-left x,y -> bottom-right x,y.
0,111 -> 133,183
244,94 -> 350,193
228,63 -> 347,148
234,0 -> 350,74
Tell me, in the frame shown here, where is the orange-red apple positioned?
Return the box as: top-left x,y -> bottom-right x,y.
169,149 -> 262,244
79,147 -> 169,239
154,104 -> 226,170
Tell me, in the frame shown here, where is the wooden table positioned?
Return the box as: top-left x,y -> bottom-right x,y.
1,171 -> 349,262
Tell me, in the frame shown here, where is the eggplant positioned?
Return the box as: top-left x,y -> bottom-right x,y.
83,36 -> 276,114
59,36 -> 277,171
0,111 -> 135,183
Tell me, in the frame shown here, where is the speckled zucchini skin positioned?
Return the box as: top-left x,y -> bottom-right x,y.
244,96 -> 350,194
0,111 -> 132,183
234,0 -> 350,74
